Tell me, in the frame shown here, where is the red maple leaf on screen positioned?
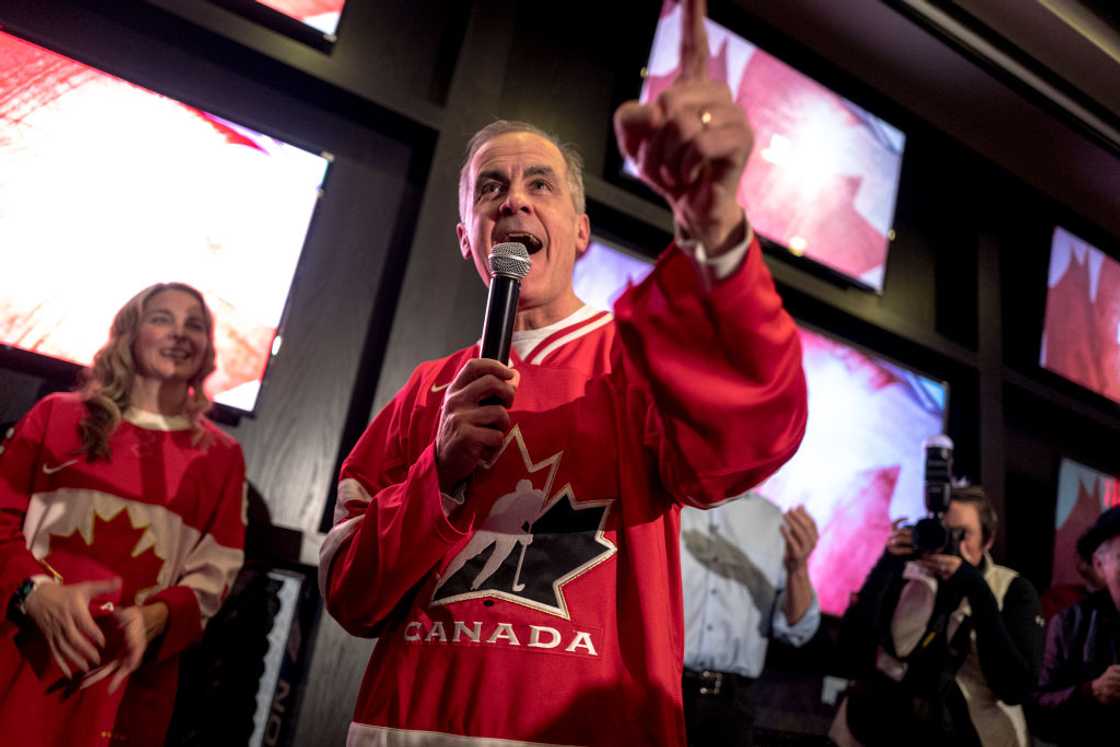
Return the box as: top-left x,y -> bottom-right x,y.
0,34 -> 93,130
810,464 -> 900,615
833,341 -> 902,393
1051,478 -> 1104,587
1091,259 -> 1120,402
642,36 -> 732,106
1043,252 -> 1104,395
45,509 -> 165,607
734,53 -> 885,280
255,0 -> 343,19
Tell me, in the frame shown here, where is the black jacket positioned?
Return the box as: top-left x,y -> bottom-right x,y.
839,552 -> 1042,746
1029,590 -> 1120,746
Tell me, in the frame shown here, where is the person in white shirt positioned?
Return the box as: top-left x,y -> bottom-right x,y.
681,493 -> 820,746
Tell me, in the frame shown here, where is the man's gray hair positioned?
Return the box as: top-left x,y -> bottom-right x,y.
458,120 -> 586,222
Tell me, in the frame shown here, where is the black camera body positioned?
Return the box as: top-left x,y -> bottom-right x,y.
908,437 -> 962,557
911,516 -> 965,556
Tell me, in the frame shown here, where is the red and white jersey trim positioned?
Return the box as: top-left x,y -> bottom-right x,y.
318,477 -> 370,594
509,305 -> 611,365
524,312 -> 613,366
347,723 -> 583,747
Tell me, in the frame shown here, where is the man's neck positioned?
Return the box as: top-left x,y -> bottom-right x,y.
514,293 -> 585,332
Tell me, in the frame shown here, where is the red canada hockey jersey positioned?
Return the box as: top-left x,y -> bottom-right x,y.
0,392 -> 246,746
322,240 -> 807,746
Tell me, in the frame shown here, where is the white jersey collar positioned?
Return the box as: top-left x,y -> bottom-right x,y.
123,407 -> 193,431
510,304 -> 611,363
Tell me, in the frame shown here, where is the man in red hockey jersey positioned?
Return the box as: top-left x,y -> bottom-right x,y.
320,1 -> 807,744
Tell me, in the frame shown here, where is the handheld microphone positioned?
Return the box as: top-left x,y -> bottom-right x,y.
479,242 -> 531,362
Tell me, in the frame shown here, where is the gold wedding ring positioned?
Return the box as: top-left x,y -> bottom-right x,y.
699,110 -> 713,128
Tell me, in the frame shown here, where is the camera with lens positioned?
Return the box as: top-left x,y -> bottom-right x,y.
909,435 -> 965,556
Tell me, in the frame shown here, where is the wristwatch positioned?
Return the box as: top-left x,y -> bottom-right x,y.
6,574 -> 53,623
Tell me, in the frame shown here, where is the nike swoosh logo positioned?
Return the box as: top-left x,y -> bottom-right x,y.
42,459 -> 79,475
431,382 -> 451,393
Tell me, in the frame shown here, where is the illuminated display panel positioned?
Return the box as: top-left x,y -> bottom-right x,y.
1041,226 -> 1120,405
0,31 -> 329,414
631,0 -> 905,292
253,0 -> 345,37
573,238 -> 947,615
1052,459 -> 1120,587
757,326 -> 947,615
570,239 -> 655,311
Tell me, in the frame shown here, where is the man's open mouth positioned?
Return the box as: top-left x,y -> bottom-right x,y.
498,231 -> 544,255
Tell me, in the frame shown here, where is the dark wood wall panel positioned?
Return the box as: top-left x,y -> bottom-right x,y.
368,0 -> 517,414
293,619 -> 376,746
0,369 -> 46,427
225,153 -> 421,534
143,0 -> 469,126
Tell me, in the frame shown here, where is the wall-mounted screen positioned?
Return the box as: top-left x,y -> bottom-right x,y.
253,0 -> 345,38
573,238 -> 948,615
0,31 -> 329,414
1041,226 -> 1120,405
629,0 -> 905,292
757,327 -> 947,615
1052,458 -> 1120,588
571,239 -> 655,311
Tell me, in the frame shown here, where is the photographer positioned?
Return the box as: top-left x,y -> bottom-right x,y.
831,486 -> 1044,747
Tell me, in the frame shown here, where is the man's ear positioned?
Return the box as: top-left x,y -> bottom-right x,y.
575,213 -> 591,258
456,223 -> 472,261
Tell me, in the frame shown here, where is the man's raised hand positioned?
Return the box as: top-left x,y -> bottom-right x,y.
613,0 -> 752,256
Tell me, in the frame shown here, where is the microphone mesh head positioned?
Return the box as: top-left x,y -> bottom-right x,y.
488,242 -> 532,280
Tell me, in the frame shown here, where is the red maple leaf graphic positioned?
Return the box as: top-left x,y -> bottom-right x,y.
642,35 -> 732,107
45,509 -> 166,607
824,335 -> 903,393
1091,258 -> 1120,402
734,52 -> 885,279
1051,477 -> 1105,587
256,0 -> 343,19
1044,242 -> 1120,404
809,464 -> 900,615
1044,251 -> 1104,395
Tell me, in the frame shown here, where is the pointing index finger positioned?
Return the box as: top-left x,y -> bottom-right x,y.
679,0 -> 710,82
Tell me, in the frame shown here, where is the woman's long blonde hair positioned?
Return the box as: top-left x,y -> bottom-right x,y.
78,282 -> 217,460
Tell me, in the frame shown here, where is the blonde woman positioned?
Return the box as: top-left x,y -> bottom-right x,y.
0,282 -> 246,746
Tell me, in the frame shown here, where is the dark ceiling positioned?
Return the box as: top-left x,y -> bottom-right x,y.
736,0 -> 1120,240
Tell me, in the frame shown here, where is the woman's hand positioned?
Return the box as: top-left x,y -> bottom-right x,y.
105,602 -> 169,694
918,553 -> 964,580
885,518 -> 915,557
23,577 -> 119,678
